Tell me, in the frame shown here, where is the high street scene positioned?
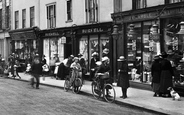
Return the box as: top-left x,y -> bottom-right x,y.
0,0 -> 184,115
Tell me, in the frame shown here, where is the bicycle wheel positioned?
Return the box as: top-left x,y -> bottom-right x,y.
64,78 -> 70,92
72,78 -> 82,94
103,84 -> 116,103
91,81 -> 102,99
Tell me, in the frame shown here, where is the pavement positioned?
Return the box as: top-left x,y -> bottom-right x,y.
4,73 -> 184,115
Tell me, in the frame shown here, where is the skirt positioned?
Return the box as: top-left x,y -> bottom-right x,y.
152,83 -> 160,93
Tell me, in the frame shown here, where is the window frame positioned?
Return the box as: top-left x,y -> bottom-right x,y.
114,0 -> 122,13
6,6 -> 10,29
46,3 -> 56,28
132,0 -> 147,10
22,9 -> 26,28
15,10 -> 19,29
85,0 -> 98,23
66,0 -> 72,21
30,6 -> 35,27
0,9 -> 2,30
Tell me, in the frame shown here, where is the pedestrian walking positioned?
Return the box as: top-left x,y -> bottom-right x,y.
117,56 -> 129,99
151,55 -> 161,97
159,52 -> 174,97
30,56 -> 43,89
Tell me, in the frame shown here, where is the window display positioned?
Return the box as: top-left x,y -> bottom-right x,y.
127,21 -> 160,84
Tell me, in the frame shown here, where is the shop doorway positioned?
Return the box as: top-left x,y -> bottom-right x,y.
64,44 -> 72,58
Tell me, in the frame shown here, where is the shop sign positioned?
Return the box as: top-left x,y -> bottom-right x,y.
82,28 -> 104,34
60,36 -> 66,44
45,32 -> 60,37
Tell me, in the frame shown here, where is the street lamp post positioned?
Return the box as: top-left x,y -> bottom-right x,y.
111,25 -> 119,83
71,24 -> 77,56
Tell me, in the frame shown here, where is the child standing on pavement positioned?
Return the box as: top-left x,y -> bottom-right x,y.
117,56 -> 129,99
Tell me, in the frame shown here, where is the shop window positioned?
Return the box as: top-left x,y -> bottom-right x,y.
30,6 -> 34,27
168,0 -> 184,3
85,0 -> 98,23
127,21 -> 159,84
47,3 -> 56,28
15,11 -> 19,29
79,38 -> 88,70
100,37 -> 109,58
133,0 -> 147,10
89,36 -> 98,62
79,38 -> 88,62
114,0 -> 122,13
22,9 -> 26,28
67,0 -> 72,21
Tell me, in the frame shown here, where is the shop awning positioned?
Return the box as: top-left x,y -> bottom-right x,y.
9,26 -> 40,40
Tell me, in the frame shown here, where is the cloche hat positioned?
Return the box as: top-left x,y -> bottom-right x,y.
117,56 -> 125,61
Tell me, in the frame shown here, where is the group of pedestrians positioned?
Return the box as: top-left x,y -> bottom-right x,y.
151,51 -> 174,97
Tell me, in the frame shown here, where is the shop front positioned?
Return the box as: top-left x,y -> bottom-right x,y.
40,28 -> 72,66
76,22 -> 112,76
9,26 -> 41,71
112,3 -> 184,93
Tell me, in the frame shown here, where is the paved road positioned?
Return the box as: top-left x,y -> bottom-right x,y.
0,77 -> 161,115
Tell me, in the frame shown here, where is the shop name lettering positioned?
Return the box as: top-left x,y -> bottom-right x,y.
45,32 -> 59,36
82,28 -> 104,33
122,8 -> 184,22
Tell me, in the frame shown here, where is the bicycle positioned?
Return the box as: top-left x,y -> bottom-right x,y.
91,72 -> 116,103
64,68 -> 83,94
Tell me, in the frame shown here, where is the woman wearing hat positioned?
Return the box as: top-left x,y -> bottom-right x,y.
151,55 -> 161,97
117,56 -> 129,99
159,51 -> 174,97
90,52 -> 99,81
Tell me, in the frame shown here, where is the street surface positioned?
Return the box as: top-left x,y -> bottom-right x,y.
0,77 -> 162,115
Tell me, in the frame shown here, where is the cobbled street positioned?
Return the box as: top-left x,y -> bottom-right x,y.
0,77 -> 160,115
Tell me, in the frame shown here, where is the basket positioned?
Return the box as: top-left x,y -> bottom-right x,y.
100,73 -> 109,80
74,78 -> 82,87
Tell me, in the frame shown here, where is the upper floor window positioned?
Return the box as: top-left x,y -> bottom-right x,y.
30,6 -> 35,27
67,0 -> 72,21
168,0 -> 184,3
22,9 -> 26,28
47,3 -> 56,28
114,0 -> 122,13
0,9 -> 2,30
6,6 -> 10,29
85,0 -> 98,23
133,0 -> 147,10
15,11 -> 19,29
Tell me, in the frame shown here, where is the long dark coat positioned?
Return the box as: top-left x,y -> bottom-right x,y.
151,60 -> 161,84
57,63 -> 67,80
117,61 -> 129,89
159,58 -> 174,94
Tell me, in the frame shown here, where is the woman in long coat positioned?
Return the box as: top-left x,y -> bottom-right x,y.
151,55 -> 161,97
117,56 -> 129,99
160,52 -> 174,97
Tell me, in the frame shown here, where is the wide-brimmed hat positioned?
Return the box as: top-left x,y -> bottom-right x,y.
96,61 -> 102,66
180,58 -> 184,62
103,48 -> 109,54
161,51 -> 168,58
167,50 -> 174,55
102,56 -> 109,62
70,55 -> 74,58
92,52 -> 98,57
78,53 -> 83,57
74,57 -> 79,61
153,55 -> 160,60
117,56 -> 125,61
